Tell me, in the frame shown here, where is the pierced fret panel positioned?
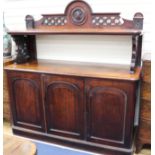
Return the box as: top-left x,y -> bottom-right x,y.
43,16 -> 67,26
92,16 -> 124,26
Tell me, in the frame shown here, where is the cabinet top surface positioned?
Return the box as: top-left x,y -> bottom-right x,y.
4,59 -> 141,81
3,58 -> 14,66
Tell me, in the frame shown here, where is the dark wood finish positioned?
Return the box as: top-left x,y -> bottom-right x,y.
86,78 -> 137,148
5,68 -> 140,155
24,0 -> 143,31
12,127 -> 134,155
7,71 -> 45,132
3,58 -> 14,121
8,29 -> 142,35
43,75 -> 85,139
136,35 -> 143,66
136,53 -> 151,153
12,35 -> 30,63
4,59 -> 141,81
4,1 -> 143,154
26,35 -> 37,60
12,35 -> 37,63
25,15 -> 35,29
8,0 -> 143,72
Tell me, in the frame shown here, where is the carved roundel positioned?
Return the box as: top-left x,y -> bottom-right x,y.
71,7 -> 87,25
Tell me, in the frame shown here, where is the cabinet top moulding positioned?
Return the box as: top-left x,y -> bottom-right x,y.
8,0 -> 143,35
8,29 -> 142,36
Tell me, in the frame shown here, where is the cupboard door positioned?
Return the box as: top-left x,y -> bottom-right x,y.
86,78 -> 137,148
7,71 -> 45,131
44,75 -> 84,139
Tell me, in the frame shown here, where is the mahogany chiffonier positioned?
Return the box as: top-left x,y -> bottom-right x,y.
4,1 -> 144,154
136,53 -> 151,153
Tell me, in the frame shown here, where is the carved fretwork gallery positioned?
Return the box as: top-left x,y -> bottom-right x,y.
5,1 -> 143,155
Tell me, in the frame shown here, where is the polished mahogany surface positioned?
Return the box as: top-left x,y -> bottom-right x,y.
5,1 -> 143,154
8,28 -> 142,35
5,59 -> 141,81
136,53 -> 151,153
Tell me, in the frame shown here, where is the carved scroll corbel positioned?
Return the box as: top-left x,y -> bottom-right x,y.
12,35 -> 30,64
130,35 -> 139,73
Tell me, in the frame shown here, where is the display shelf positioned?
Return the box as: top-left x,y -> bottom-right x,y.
7,0 -> 143,73
8,28 -> 142,35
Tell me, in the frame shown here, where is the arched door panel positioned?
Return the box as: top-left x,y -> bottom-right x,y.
44,75 -> 84,139
8,72 -> 45,131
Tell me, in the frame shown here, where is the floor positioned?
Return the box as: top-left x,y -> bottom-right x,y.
3,121 -> 151,155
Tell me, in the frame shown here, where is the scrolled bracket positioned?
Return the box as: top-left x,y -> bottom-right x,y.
12,35 -> 30,64
130,35 -> 139,73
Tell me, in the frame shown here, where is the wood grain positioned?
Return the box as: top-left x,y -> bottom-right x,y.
3,58 -> 14,121
8,28 -> 142,35
44,75 -> 85,139
5,67 -> 139,154
136,55 -> 151,153
4,1 -> 143,154
4,59 -> 141,81
7,71 -> 45,132
86,78 -> 137,148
